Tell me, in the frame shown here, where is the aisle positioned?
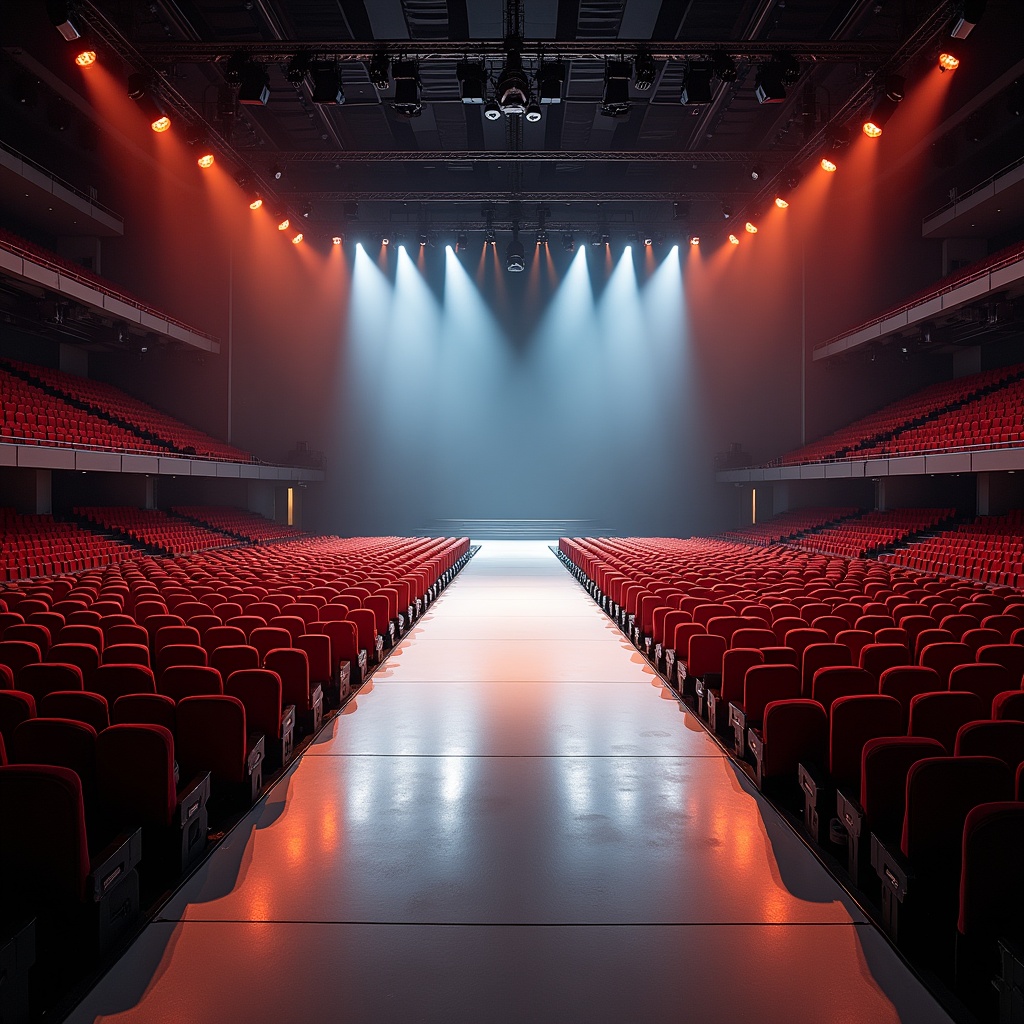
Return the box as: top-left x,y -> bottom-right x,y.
69,542 -> 951,1023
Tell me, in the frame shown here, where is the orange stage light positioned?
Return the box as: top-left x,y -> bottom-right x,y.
197,153 -> 214,169
820,157 -> 837,173
277,218 -> 290,231
938,52 -> 960,72
689,235 -> 700,246
728,233 -> 740,245
292,232 -> 303,244
862,120 -> 883,138
744,221 -> 758,234
151,115 -> 171,133
75,50 -> 97,68
774,196 -> 789,209
249,198 -> 263,211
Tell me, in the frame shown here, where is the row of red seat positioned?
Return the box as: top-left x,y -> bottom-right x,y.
721,506 -> 858,545
171,505 -> 305,543
8,360 -> 255,464
881,510 -> 1024,587
559,535 -> 1024,1017
0,509 -> 136,580
773,363 -> 1021,466
786,507 -> 955,559
74,507 -> 236,556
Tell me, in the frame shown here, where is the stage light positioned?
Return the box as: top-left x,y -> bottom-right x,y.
483,99 -> 502,121
239,63 -> 270,105
562,233 -> 575,253
862,119 -> 882,137
820,156 -> 837,172
951,1 -> 985,39
286,51 -> 311,85
197,152 -> 215,169
538,61 -> 565,104
249,196 -> 263,211
754,61 -> 786,104
332,236 -> 343,245
311,64 -> 344,105
711,50 -> 737,83
382,235 -> 390,246
681,63 -> 713,105
369,52 -> 391,91
496,48 -> 530,116
277,215 -> 290,231
291,232 -> 303,244
643,235 -> 654,246
456,232 -> 468,251
525,101 -> 542,123
939,51 -> 960,72
689,235 -> 700,245
744,221 -> 758,233
47,0 -> 81,41
601,61 -> 632,117
722,204 -> 733,220
750,164 -> 764,180
633,50 -> 656,91
271,164 -> 284,180
505,229 -> 526,273
391,61 -> 422,117
774,195 -> 789,209
75,50 -> 96,68
128,74 -> 172,133
302,204 -> 313,219
728,233 -> 740,245
457,60 -> 487,104
419,232 -> 428,246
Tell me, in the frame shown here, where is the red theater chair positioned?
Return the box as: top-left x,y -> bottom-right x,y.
225,669 -> 294,770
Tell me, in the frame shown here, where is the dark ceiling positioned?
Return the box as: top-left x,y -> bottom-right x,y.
4,0 -> 1019,241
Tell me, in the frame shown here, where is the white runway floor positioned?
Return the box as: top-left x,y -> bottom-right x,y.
68,542 -> 953,1023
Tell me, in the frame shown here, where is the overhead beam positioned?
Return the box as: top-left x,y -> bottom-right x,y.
136,39 -> 895,62
290,191 -> 734,202
273,150 -> 774,163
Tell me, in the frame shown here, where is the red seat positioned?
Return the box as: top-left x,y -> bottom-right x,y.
801,643 -> 852,699
961,628 -> 1004,656
0,690 -> 36,748
954,720 -> 1024,771
46,643 -> 99,684
977,644 -> 1024,684
730,627 -> 777,651
158,665 -> 223,703
835,629 -> 873,664
56,624 -> 104,654
993,691 -> 1024,722
154,625 -> 201,653
908,691 -> 987,753
810,666 -> 876,716
39,691 -> 110,733
210,645 -> 260,679
224,668 -> 293,769
106,624 -> 149,648
264,647 -> 322,735
156,644 -> 208,677
296,634 -> 332,690
828,694 -> 903,790
202,625 -> 248,655
348,608 -> 381,664
250,627 -> 293,664
10,718 -> 98,811
750,698 -> 826,790
176,695 -> 262,804
225,616 -> 268,640
0,640 -> 42,677
111,693 -> 176,734
949,663 -> 1014,714
913,628 -> 955,660
102,643 -> 151,668
730,664 -> 800,756
919,642 -> 975,688
4,624 -> 52,656
17,662 -> 84,701
269,615 -> 306,645
859,643 -> 911,680
92,664 -> 157,703
879,666 -> 944,731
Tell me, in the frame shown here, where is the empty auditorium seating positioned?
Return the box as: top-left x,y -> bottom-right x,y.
75,508 -> 234,557
172,506 -> 304,544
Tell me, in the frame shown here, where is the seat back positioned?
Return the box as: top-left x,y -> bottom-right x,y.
159,665 -> 223,702
835,630 -> 873,664
39,691 -> 109,733
102,643 -> 151,667
954,720 -> 1024,771
938,614 -> 977,640
908,690 -> 987,753
4,624 -> 51,656
0,690 -> 36,748
111,693 -> 176,734
176,695 -> 247,787
296,634 -> 331,686
977,644 -> 1024,685
761,699 -> 828,781
686,633 -> 727,677
949,663 -> 1014,714
878,666 -> 943,731
811,666 -> 876,716
46,643 -> 99,683
10,718 -> 98,804
17,662 -> 84,701
720,648 -> 764,705
859,736 -> 945,844
154,625 -> 201,652
958,802 -> 1024,940
96,724 -> 177,830
0,640 -> 42,676
264,647 -> 311,710
224,669 -> 283,742
106,623 -> 149,648
0,764 -> 90,902
669,621 -> 704,655
347,609 -> 379,653
859,643 -> 911,680
828,694 -> 902,789
319,620 -> 359,666
919,642 -> 975,687
993,691 -> 1024,723
56,624 -> 104,654
250,627 -> 294,663
913,628 -> 955,660
801,643 -> 852,699
210,645 -> 260,679
742,664 -> 800,725
730,627 -> 776,651
269,615 -> 307,644
92,664 -> 157,703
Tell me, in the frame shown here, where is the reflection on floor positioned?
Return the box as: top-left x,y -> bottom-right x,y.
67,541 -> 952,1023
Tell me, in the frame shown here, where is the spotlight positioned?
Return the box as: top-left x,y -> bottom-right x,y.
456,232 -> 468,251
197,152 -> 215,169
128,74 -> 172,133
633,50 -> 656,91
711,50 -> 738,83
951,0 -> 986,39
75,50 -> 96,68
286,51 -> 311,85
239,63 -> 271,106
689,235 -> 700,245
249,195 -> 263,211
643,234 -> 654,246
382,235 -> 390,246
291,232 -> 303,245
457,60 -> 487,104
483,99 -> 502,121
680,63 -> 713,105
744,221 -> 758,234
311,64 -> 344,105
332,236 -> 343,246
419,232 -> 428,246
275,208 -> 290,230
391,61 -> 422,117
538,61 -> 565,104
505,223 -> 525,272
302,204 -> 313,219
562,233 -> 575,253
47,0 -> 81,41
820,156 -> 837,172
496,49 -> 530,116
754,61 -> 786,104
774,195 -> 789,209
369,52 -> 391,91
750,164 -> 764,181
938,51 -> 960,72
271,164 -> 284,180
862,94 -> 899,137
722,204 -> 733,220
601,61 -> 632,118
728,233 -> 740,245
525,101 -> 542,123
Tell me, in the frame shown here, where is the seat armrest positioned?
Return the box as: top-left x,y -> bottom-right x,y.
87,828 -> 143,902
835,788 -> 864,839
176,772 -> 211,830
872,835 -> 913,903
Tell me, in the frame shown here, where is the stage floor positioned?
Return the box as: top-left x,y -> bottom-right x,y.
68,541 -> 951,1023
